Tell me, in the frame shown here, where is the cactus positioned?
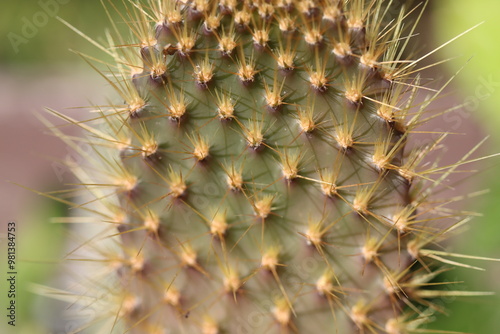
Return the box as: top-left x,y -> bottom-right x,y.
39,1 -> 498,333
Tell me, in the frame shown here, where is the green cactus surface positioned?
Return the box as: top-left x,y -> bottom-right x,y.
40,1 -> 499,333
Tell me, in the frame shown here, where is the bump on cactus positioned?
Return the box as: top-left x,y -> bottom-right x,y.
35,0 -> 499,333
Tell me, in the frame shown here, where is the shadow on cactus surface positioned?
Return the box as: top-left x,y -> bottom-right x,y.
25,0 -> 500,333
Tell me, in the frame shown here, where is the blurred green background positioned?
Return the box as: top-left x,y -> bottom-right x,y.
0,0 -> 499,333
431,1 -> 500,332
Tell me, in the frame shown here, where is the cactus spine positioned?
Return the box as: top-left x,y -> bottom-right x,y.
42,1 -> 497,333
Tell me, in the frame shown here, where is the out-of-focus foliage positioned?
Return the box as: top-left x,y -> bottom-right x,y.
1,2 -> 112,333
433,0 -> 500,332
0,0 -> 121,64
433,0 -> 500,138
